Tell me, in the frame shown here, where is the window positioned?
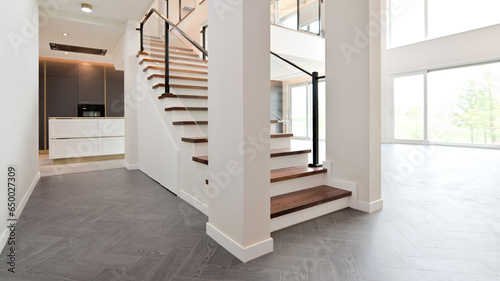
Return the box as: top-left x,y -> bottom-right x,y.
388,0 -> 500,48
393,74 -> 425,140
392,61 -> 500,146
290,84 -> 309,137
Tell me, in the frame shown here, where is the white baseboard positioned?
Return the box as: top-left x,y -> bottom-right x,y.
206,223 -> 273,263
0,171 -> 40,253
17,171 -> 40,218
0,228 -> 9,255
356,199 -> 384,213
270,197 -> 350,232
179,190 -> 209,216
124,161 -> 139,170
327,178 -> 358,209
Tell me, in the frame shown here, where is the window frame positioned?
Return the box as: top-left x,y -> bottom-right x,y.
390,60 -> 500,149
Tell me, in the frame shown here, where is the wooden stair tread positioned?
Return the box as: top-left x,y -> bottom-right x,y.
148,74 -> 208,82
143,66 -> 207,75
182,133 -> 288,144
138,52 -> 207,66
270,148 -> 311,157
193,148 -> 311,165
165,107 -> 208,111
270,133 -> 294,138
142,61 -> 208,70
271,185 -> 352,218
143,43 -> 195,53
173,121 -> 208,125
140,58 -> 208,65
144,48 -> 199,57
270,165 -> 327,183
192,155 -> 209,165
158,93 -> 208,100
154,84 -> 208,90
182,137 -> 208,143
170,68 -> 208,75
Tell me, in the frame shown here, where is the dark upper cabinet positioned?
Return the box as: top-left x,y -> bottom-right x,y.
106,66 -> 124,117
77,64 -> 104,105
46,76 -> 77,117
46,61 -> 76,77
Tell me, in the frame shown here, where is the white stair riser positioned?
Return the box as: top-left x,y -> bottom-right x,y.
271,173 -> 326,197
270,137 -> 291,149
271,153 -> 309,170
173,124 -> 206,138
150,77 -> 208,87
170,87 -> 208,96
142,67 -> 208,79
192,142 -> 208,155
170,71 -> 208,79
170,64 -> 208,72
270,197 -> 350,232
158,97 -> 207,108
179,124 -> 208,137
170,57 -> 206,65
166,110 -> 207,121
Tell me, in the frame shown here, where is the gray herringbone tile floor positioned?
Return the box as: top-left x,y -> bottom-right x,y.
1,144 -> 500,280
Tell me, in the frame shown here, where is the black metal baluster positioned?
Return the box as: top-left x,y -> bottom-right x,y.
309,72 -> 322,167
165,21 -> 170,93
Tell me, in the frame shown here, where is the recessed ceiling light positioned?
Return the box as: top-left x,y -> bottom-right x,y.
62,33 -> 69,37
81,3 -> 92,13
64,52 -> 69,55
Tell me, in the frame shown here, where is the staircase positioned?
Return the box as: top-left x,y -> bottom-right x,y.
138,35 -> 351,232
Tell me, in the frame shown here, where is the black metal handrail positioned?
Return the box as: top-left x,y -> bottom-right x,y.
270,52 -> 324,167
139,8 -> 208,93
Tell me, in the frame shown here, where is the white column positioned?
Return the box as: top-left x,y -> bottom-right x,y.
122,20 -> 140,170
325,0 -> 383,213
206,0 -> 272,262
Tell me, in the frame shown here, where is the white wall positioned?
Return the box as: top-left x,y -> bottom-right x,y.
176,0 -> 207,47
381,0 -> 500,141
0,0 -> 40,251
325,0 -> 382,211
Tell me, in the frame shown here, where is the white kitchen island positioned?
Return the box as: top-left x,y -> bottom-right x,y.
49,118 -> 124,160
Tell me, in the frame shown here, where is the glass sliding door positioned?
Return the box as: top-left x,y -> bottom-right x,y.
392,61 -> 500,147
428,63 -> 500,145
393,74 -> 426,141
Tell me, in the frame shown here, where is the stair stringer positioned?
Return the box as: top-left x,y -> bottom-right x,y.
136,73 -> 180,194
137,64 -> 209,212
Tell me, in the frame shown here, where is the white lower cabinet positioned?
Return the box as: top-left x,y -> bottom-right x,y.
49,118 -> 124,159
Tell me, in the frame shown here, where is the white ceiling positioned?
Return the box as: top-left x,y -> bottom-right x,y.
39,0 -> 155,63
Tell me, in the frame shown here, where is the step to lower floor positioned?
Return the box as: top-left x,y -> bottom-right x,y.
271,185 -> 352,218
270,185 -> 352,232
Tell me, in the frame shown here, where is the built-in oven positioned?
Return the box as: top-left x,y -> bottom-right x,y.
78,104 -> 105,117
